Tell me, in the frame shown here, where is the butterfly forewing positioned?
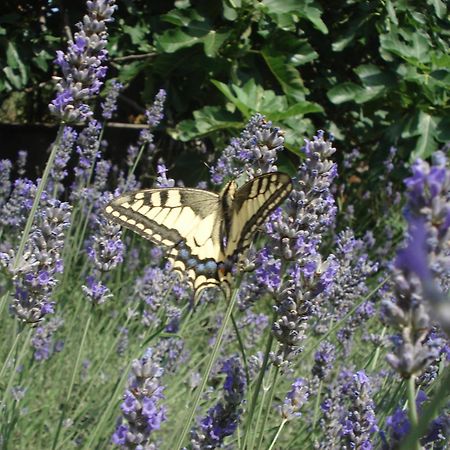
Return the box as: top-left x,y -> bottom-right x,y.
226,173 -> 293,259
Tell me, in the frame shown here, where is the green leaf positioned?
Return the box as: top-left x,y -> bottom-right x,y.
261,50 -> 306,101
290,41 -> 318,65
269,101 -> 323,120
380,31 -> 430,64
117,61 -> 148,83
354,64 -> 395,88
33,49 -> 52,72
327,82 -> 363,104
5,42 -> 27,86
435,116 -> 450,142
385,0 -> 398,25
155,22 -> 210,53
299,5 -> 328,34
203,30 -> 229,57
430,69 -> 450,87
3,67 -> 22,89
122,24 -> 149,46
211,80 -> 250,116
427,0 -> 446,18
262,0 -> 328,33
172,106 -> 242,140
410,112 -> 438,161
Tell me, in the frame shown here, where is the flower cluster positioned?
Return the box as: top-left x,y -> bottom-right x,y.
50,127 -> 78,196
320,229 -> 378,348
138,89 -> 167,148
101,79 -> 123,120
383,151 -> 450,377
49,0 -> 118,123
339,371 -> 378,449
210,113 -> 284,184
70,120 -> 102,204
112,349 -> 167,449
1,178 -> 37,229
31,316 -> 64,361
191,357 -> 246,449
83,193 -> 123,305
279,378 -> 309,421
270,132 -> 339,367
0,159 -> 13,208
383,390 -> 450,449
1,199 -> 71,323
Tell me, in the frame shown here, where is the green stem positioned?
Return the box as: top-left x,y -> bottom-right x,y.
267,419 -> 287,450
255,366 -> 279,450
406,375 -> 420,450
52,313 -> 92,450
231,312 -> 250,386
370,326 -> 386,371
242,327 -> 274,450
14,124 -> 65,271
174,288 -> 239,450
312,379 -> 323,429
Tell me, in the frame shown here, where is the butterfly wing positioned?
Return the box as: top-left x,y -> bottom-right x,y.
225,172 -> 293,260
104,188 -> 227,300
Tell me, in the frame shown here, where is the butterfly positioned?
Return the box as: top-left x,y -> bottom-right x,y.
104,172 -> 292,302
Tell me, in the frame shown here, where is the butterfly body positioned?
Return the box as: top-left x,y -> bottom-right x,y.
104,172 -> 292,302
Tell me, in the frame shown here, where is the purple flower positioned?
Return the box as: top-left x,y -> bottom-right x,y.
266,131 -> 339,367
279,378 -> 309,420
101,79 -> 123,119
383,151 -> 450,375
138,89 -> 167,149
82,275 -> 113,305
338,371 -> 378,449
49,0 -> 118,123
191,357 -> 246,449
1,199 -> 71,323
383,390 -> 450,449
50,127 -> 77,196
31,317 -> 64,361
0,159 -> 13,208
112,348 -> 166,449
312,341 -> 336,381
155,161 -> 175,188
0,178 -> 38,228
210,113 -> 284,184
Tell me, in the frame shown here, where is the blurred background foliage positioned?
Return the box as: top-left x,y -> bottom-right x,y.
0,0 -> 448,183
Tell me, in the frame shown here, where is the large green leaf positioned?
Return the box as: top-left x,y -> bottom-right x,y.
261,50 -> 305,101
5,41 -> 27,87
380,30 -> 430,64
269,101 -> 323,120
327,82 -> 364,104
211,80 -> 250,116
410,112 -> 438,161
172,106 -> 242,141
203,30 -> 229,57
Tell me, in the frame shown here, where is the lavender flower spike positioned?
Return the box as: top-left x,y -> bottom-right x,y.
1,199 -> 71,323
112,348 -> 166,449
49,0 -> 118,123
190,357 -> 246,449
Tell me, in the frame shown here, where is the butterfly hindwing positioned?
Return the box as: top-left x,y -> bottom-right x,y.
226,172 -> 293,259
104,188 -> 227,299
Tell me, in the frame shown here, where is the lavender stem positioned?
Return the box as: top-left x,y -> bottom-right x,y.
174,286 -> 239,450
